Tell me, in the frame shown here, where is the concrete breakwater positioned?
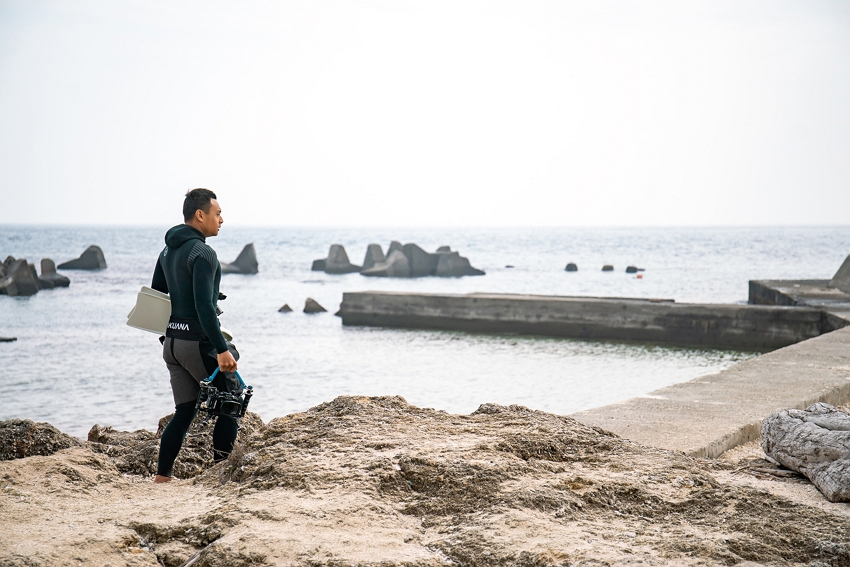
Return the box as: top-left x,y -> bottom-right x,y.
338,291 -> 843,350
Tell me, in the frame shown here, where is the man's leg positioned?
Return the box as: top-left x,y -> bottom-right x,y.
212,415 -> 238,463
156,401 -> 198,480
156,337 -> 203,482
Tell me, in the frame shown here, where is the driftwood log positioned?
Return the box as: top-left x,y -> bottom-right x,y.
761,402 -> 850,502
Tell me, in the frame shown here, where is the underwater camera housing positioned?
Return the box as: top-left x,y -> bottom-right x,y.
196,369 -> 253,422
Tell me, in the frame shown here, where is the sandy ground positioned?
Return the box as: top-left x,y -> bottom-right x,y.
1,396 -> 849,567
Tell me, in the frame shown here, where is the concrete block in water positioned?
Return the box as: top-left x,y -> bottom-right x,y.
40,259 -> 70,287
58,245 -> 107,270
829,254 -> 850,295
361,249 -> 411,278
221,243 -> 259,274
402,243 -> 439,277
435,251 -> 485,277
0,259 -> 39,296
361,244 -> 385,271
304,298 -> 327,313
324,245 -> 361,274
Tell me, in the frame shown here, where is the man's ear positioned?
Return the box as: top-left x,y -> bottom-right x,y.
195,208 -> 205,222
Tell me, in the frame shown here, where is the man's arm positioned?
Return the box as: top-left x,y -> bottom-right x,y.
192,256 -> 230,355
151,257 -> 168,294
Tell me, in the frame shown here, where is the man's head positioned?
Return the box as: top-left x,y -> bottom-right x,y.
183,188 -> 223,237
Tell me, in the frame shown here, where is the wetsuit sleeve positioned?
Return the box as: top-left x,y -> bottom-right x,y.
192,257 -> 229,354
151,257 -> 168,294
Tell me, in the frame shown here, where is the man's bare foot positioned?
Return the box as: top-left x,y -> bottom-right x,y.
154,475 -> 172,484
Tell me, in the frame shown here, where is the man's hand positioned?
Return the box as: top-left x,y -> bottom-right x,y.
217,350 -> 237,372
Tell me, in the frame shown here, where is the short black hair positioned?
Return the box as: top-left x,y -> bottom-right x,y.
183,188 -> 217,222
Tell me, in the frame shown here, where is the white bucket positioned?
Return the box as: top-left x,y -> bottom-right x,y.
127,286 -> 233,341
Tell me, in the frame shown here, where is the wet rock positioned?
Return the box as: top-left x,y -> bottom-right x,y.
39,259 -> 70,287
0,419 -> 82,460
324,245 -> 361,274
602,265 -> 614,272
361,249 -> 411,278
0,259 -> 40,296
435,251 -> 485,277
0,337 -> 16,342
58,245 -> 107,270
278,304 -> 293,313
311,258 -> 326,271
625,266 -> 645,274
565,263 -> 578,272
220,244 -> 258,275
761,403 -> 850,502
361,244 -> 385,271
304,298 -> 327,313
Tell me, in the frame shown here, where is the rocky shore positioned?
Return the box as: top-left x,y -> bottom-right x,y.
2,397 -> 849,567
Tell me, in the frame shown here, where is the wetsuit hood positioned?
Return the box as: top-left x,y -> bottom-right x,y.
165,224 -> 206,249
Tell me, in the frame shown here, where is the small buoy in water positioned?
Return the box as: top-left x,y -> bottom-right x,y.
636,274 -> 643,279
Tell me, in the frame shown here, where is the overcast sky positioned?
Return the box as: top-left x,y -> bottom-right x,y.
1,1 -> 848,227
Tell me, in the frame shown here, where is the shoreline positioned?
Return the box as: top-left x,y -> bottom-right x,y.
3,397 -> 850,566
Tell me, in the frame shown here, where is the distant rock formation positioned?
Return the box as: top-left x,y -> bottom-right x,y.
312,245 -> 361,275
58,245 -> 107,270
278,304 -> 293,313
361,244 -> 386,271
304,298 -> 327,313
220,244 -> 259,275
314,242 -> 484,278
361,249 -> 411,278
435,251 -> 485,277
829,254 -> 850,295
602,265 -> 614,272
625,266 -> 644,274
0,258 -> 40,296
0,337 -> 16,342
565,263 -> 578,272
39,259 -> 70,288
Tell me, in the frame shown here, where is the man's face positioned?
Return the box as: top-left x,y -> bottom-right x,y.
196,199 -> 224,237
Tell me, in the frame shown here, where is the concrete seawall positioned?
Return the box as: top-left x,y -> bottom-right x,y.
574,325 -> 850,457
339,291 -> 837,350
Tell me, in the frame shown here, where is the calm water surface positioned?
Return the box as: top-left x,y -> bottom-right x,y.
2,225 -> 848,437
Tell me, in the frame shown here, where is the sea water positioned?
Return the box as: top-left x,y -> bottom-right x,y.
2,225 -> 849,437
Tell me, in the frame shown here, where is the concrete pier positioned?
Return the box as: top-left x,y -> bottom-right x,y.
574,325 -> 850,457
749,279 -> 850,323
339,291 -> 840,350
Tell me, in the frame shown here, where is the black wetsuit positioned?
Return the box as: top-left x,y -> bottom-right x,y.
151,224 -> 237,477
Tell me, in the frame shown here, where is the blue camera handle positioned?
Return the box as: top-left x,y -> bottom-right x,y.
205,367 -> 247,389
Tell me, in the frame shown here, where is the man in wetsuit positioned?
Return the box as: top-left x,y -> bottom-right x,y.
150,188 -> 238,483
